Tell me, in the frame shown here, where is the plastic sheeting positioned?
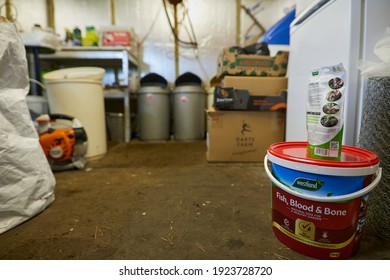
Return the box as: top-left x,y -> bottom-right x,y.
11,0 -> 295,84
259,8 -> 295,45
0,19 -> 56,234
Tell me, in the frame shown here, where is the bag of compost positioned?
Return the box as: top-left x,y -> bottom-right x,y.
306,63 -> 346,160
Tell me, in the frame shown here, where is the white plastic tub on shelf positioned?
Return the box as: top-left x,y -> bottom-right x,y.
43,67 -> 107,159
43,67 -> 105,81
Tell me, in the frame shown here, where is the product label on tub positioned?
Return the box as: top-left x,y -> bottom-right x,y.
272,163 -> 366,196
272,187 -> 369,255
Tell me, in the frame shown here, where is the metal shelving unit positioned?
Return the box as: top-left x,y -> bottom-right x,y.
39,46 -> 139,143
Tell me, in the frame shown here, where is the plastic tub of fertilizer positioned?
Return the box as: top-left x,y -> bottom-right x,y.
264,142 -> 382,259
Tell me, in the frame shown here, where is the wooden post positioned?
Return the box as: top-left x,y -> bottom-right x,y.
110,0 -> 116,25
46,0 -> 55,31
236,0 -> 241,46
5,0 -> 12,21
174,3 -> 179,78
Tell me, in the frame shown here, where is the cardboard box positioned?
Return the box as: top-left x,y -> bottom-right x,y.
214,76 -> 288,111
102,31 -> 131,46
222,76 -> 287,96
214,88 -> 287,111
206,109 -> 286,162
217,48 -> 289,77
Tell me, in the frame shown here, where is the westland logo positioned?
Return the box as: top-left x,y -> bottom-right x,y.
292,178 -> 324,192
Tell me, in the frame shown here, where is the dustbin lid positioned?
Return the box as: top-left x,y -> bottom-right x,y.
140,73 -> 168,87
43,67 -> 105,81
175,72 -> 202,86
172,85 -> 205,94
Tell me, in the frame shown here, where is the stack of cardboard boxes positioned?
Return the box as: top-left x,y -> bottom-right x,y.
206,47 -> 289,162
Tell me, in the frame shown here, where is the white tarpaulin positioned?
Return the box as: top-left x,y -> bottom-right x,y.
0,18 -> 56,234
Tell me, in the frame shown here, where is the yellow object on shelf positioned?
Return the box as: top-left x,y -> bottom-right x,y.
82,26 -> 99,46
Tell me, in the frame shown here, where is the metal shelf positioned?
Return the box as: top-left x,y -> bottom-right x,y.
40,46 -> 138,68
103,89 -> 128,99
39,46 -> 139,143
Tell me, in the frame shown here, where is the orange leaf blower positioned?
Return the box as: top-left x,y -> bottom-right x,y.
37,114 -> 88,171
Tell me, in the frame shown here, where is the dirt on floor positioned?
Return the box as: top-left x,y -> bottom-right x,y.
0,141 -> 389,260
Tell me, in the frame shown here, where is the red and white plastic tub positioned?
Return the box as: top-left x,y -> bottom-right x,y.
264,142 -> 382,259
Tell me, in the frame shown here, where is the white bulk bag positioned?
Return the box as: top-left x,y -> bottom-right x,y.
0,18 -> 56,234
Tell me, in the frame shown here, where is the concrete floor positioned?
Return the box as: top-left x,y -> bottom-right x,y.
0,141 -> 389,260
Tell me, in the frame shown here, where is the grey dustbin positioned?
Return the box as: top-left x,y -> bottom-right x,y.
106,112 -> 124,142
137,86 -> 171,141
172,85 -> 206,140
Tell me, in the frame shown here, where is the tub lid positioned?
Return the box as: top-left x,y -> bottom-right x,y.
268,142 -> 379,168
43,67 -> 105,81
140,73 -> 168,87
